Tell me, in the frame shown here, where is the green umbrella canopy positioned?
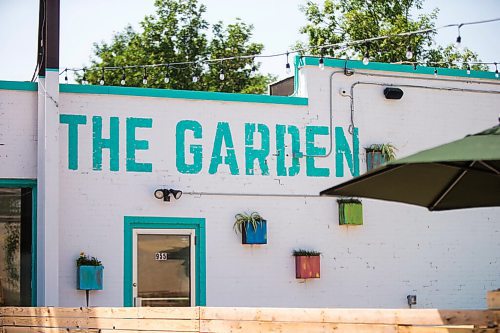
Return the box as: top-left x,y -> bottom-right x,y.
320,125 -> 500,211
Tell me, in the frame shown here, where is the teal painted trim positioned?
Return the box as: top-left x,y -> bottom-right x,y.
60,84 -> 308,106
0,80 -> 37,91
123,216 -> 206,307
45,68 -> 59,72
38,76 -> 45,79
0,179 -> 37,306
296,56 -> 500,80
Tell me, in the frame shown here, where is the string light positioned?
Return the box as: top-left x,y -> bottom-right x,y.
413,63 -> 417,70
455,24 -> 463,49
362,50 -> 370,65
286,52 -> 291,74
120,67 -> 126,86
318,55 -> 324,70
99,68 -> 105,86
495,63 -> 499,78
466,64 -> 471,75
219,69 -> 225,81
434,68 -> 438,77
405,46 -> 413,60
142,67 -> 148,85
81,68 -> 87,85
164,65 -> 170,83
61,17 -> 500,83
64,69 -> 68,84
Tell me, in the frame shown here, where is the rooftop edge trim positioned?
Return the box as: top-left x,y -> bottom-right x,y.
296,56 -> 500,80
0,80 -> 308,106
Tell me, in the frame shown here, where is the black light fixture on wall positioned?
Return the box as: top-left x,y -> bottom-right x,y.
154,189 -> 183,202
384,87 -> 404,100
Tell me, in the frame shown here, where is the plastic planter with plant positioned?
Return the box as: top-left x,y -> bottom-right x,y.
293,249 -> 321,279
77,252 -> 103,291
233,212 -> 267,244
365,143 -> 397,171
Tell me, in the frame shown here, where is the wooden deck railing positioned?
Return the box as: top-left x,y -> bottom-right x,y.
0,306 -> 499,332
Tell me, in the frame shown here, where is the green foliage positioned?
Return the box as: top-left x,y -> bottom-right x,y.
367,143 -> 397,161
233,212 -> 265,235
76,252 -> 102,267
297,0 -> 486,69
293,249 -> 321,256
5,222 -> 20,286
77,0 -> 275,93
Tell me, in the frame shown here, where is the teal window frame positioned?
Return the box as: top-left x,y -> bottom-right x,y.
0,178 -> 37,306
123,216 -> 206,306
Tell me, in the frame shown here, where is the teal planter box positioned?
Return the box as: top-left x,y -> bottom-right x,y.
366,150 -> 386,171
77,265 -> 103,290
242,220 -> 267,244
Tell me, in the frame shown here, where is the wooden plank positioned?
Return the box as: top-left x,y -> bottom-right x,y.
487,291 -> 500,310
2,316 -> 86,328
88,307 -> 200,319
2,328 -> 99,333
200,307 -> 499,326
398,327 -> 498,333
0,308 -> 88,318
200,320 -> 398,333
86,318 -> 199,332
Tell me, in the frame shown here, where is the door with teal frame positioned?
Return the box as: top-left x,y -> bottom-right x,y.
123,216 -> 206,306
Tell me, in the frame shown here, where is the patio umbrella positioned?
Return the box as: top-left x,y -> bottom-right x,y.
320,125 -> 500,211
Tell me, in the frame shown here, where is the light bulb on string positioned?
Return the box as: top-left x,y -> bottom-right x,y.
99,68 -> 105,86
64,69 -> 68,84
362,51 -> 370,65
120,68 -> 126,86
434,68 -> 438,77
82,68 -> 87,85
495,63 -> 499,78
413,63 -> 417,71
285,52 -> 291,74
219,69 -> 225,81
466,64 -> 471,75
164,65 -> 170,84
455,24 -> 463,49
319,55 -> 324,70
142,67 -> 148,85
405,46 -> 413,60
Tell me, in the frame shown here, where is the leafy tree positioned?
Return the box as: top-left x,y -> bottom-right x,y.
298,0 -> 486,70
77,0 -> 275,93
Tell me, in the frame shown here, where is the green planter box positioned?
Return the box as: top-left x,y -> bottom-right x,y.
338,200 -> 363,225
77,265 -> 103,290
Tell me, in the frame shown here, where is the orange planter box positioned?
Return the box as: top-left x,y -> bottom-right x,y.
295,255 -> 320,279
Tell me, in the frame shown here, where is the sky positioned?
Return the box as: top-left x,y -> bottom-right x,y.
0,0 -> 499,83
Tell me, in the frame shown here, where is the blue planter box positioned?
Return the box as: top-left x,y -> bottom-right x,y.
366,150 -> 386,171
77,265 -> 103,290
242,220 -> 267,244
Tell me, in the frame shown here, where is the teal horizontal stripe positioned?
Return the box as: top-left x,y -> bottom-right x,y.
46,68 -> 60,72
59,84 -> 308,106
0,80 -> 37,91
298,56 -> 500,80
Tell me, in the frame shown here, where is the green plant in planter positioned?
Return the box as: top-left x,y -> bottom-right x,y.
292,249 -> 321,256
233,212 -> 264,234
77,252 -> 103,292
366,143 -> 397,170
76,252 -> 102,267
233,212 -> 267,244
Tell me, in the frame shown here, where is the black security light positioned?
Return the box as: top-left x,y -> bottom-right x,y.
154,188 -> 183,202
383,87 -> 404,100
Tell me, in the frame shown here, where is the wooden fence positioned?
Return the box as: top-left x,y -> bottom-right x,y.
1,306 -> 499,333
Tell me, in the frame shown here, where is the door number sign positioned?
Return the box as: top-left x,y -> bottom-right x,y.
155,252 -> 168,261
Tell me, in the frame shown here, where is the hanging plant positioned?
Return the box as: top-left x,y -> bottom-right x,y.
233,212 -> 267,244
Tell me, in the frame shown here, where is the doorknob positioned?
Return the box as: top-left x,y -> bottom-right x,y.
133,282 -> 137,287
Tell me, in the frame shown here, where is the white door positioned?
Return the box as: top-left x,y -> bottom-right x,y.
132,229 -> 195,307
